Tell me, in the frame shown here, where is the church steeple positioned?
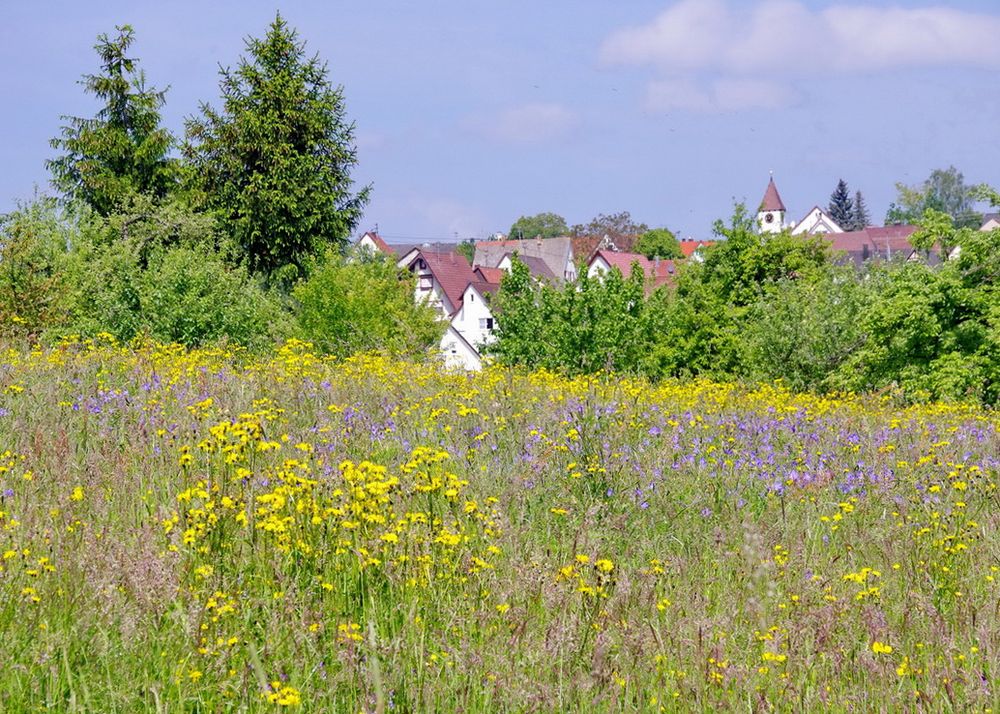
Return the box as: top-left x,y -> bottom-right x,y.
757,175 -> 786,233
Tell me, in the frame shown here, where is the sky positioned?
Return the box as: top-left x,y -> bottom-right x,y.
2,0 -> 1000,242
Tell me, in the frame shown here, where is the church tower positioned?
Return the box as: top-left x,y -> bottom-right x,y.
757,175 -> 786,233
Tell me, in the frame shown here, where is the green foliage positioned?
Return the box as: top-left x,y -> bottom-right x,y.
454,239 -> 476,265
140,247 -> 288,349
0,197 -> 74,336
507,212 -> 568,240
59,234 -> 285,349
293,250 -> 444,358
48,25 -> 176,215
885,166 -> 981,228
634,228 -> 682,260
184,14 -> 370,285
491,257 -> 649,374
740,268 -> 872,393
697,203 -> 831,307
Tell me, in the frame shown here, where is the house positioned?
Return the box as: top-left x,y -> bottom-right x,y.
450,281 -> 499,356
587,250 -> 675,293
679,239 -> 715,262
439,325 -> 483,371
980,213 -> 1000,232
397,247 -> 499,370
791,206 -> 844,235
356,231 -> 459,260
496,252 -> 557,282
474,235 -> 577,283
356,230 -> 393,254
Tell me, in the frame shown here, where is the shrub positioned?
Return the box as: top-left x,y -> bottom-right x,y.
293,250 -> 443,357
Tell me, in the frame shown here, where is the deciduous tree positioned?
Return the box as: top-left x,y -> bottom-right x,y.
507,212 -> 568,240
635,228 -> 682,260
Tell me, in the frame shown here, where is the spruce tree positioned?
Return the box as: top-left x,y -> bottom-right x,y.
827,179 -> 854,230
853,190 -> 871,230
184,14 -> 370,284
48,26 -> 176,215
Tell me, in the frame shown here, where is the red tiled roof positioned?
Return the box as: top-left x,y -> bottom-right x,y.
474,266 -> 505,284
413,249 -> 477,314
590,250 -> 675,291
760,177 -> 786,212
679,240 -> 715,258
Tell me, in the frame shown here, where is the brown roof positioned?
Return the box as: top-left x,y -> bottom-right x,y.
469,280 -> 499,297
571,236 -> 605,264
409,249 -> 477,315
516,254 -> 558,281
826,225 -> 919,265
760,177 -> 786,212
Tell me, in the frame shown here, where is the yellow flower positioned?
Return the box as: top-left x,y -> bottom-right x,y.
70,486 -> 84,502
872,641 -> 893,655
595,559 -> 614,573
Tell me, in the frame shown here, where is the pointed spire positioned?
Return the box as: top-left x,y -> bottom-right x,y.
760,176 -> 786,212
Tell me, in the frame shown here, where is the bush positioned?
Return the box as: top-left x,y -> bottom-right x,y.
293,250 -> 443,357
140,246 -> 288,349
0,197 -> 75,337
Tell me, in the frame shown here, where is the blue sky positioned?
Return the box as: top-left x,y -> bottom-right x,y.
2,0 -> 999,241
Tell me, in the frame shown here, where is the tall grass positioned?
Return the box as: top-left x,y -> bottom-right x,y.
0,337 -> 996,711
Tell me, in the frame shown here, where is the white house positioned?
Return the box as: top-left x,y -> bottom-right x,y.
450,282 -> 498,355
397,247 -> 500,370
356,231 -> 392,255
791,206 -> 843,235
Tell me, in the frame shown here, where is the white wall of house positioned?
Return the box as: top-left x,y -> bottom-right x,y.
357,234 -> 380,253
451,285 -> 496,353
587,255 -> 612,279
439,325 -> 482,371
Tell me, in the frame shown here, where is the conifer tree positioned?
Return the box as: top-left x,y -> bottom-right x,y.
185,14 -> 370,284
48,26 -> 176,215
853,190 -> 871,230
827,179 -> 854,230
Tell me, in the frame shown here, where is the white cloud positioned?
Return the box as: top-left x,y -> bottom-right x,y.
465,102 -> 578,144
601,0 -> 1000,112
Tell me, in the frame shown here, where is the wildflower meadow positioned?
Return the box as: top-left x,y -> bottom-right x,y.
0,337 -> 997,711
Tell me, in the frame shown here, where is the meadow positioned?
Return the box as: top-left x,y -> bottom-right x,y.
0,337 -> 996,712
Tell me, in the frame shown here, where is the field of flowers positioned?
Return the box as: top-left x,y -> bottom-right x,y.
0,337 -> 997,711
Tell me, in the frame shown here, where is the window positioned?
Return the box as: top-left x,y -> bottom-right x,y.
418,276 -> 432,290
479,317 -> 494,330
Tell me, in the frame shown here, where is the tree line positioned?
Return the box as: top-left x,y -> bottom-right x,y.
1,17 -> 442,356
492,201 -> 1000,406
